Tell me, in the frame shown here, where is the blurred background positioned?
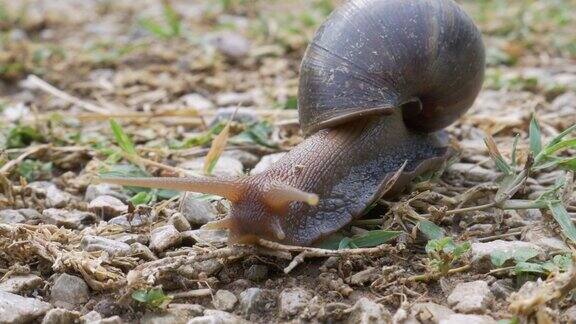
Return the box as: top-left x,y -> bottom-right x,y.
0,0 -> 574,105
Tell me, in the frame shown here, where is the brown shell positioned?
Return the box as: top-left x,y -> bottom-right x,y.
298,0 -> 485,135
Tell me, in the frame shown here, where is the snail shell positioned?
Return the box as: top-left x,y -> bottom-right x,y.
298,0 -> 485,135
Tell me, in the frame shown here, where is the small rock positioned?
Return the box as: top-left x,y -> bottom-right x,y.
181,93 -> 215,111
446,163 -> 499,182
93,298 -> 126,318
46,185 -> 73,208
80,310 -> 102,323
18,209 -> 42,222
188,309 -> 245,324
168,303 -> 204,317
0,291 -> 52,323
490,279 -> 515,300
209,107 -> 258,125
562,305 -> 576,324
141,311 -> 186,324
244,264 -> 268,282
210,32 -> 251,60
0,274 -> 43,294
439,314 -> 497,324
251,153 -> 286,174
195,259 -> 224,276
523,226 -> 570,254
213,290 -> 237,311
412,302 -> 454,323
131,242 -> 157,261
98,315 -> 125,324
447,281 -> 493,314
179,156 -> 244,178
183,229 -> 228,246
348,298 -> 392,324
222,150 -> 259,168
471,240 -> 544,271
150,225 -> 181,253
81,235 -> 131,257
108,214 -> 148,227
42,209 -> 97,229
170,213 -> 191,232
88,196 -> 127,220
50,274 -> 89,308
108,233 -> 148,245
84,184 -> 129,202
41,308 -> 80,324
239,288 -> 263,314
278,288 -> 312,318
180,195 -> 218,225
0,209 -> 26,223
347,267 -> 379,286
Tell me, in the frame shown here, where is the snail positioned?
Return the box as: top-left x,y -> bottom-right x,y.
100,0 -> 485,246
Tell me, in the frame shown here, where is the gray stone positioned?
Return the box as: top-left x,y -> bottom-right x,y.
80,310 -> 102,323
348,267 -> 379,286
562,305 -> 576,324
170,213 -> 191,232
84,184 -> 128,202
244,264 -> 268,282
0,209 -> 26,223
251,153 -> 285,175
107,233 -> 148,245
141,311 -> 186,324
523,226 -> 570,254
0,274 -> 43,294
490,279 -> 515,299
188,309 -> 245,324
239,288 -> 263,314
150,225 -> 181,253
108,214 -> 148,228
88,196 -> 127,220
447,281 -> 493,314
348,297 -> 392,324
42,209 -> 97,229
18,209 -> 42,222
412,302 -> 454,323
181,93 -> 215,111
195,259 -> 223,276
81,235 -> 131,256
179,156 -> 243,178
180,194 -> 218,225
41,308 -> 80,324
439,314 -> 497,324
184,229 -> 228,246
222,150 -> 259,168
131,243 -> 157,261
0,291 -> 52,323
471,240 -> 544,271
446,163 -> 499,182
51,274 -> 89,307
93,298 -> 126,318
211,32 -> 251,60
213,290 -> 237,311
46,185 -> 73,208
168,303 -> 204,317
278,288 -> 312,318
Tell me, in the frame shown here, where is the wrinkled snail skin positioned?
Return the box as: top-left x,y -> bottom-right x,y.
99,0 -> 485,246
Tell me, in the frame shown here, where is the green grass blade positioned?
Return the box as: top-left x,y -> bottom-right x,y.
548,201 -> 576,243
547,124 -> 576,147
109,119 -> 137,156
418,220 -> 445,240
529,115 -> 542,155
349,230 -> 402,248
542,138 -> 576,156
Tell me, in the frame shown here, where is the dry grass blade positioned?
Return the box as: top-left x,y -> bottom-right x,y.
203,108 -> 238,175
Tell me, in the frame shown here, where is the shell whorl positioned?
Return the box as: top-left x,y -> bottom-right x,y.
298,0 -> 485,135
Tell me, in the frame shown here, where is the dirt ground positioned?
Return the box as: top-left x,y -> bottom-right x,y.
0,0 -> 575,323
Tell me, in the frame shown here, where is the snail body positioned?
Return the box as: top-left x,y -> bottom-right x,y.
102,0 -> 485,246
